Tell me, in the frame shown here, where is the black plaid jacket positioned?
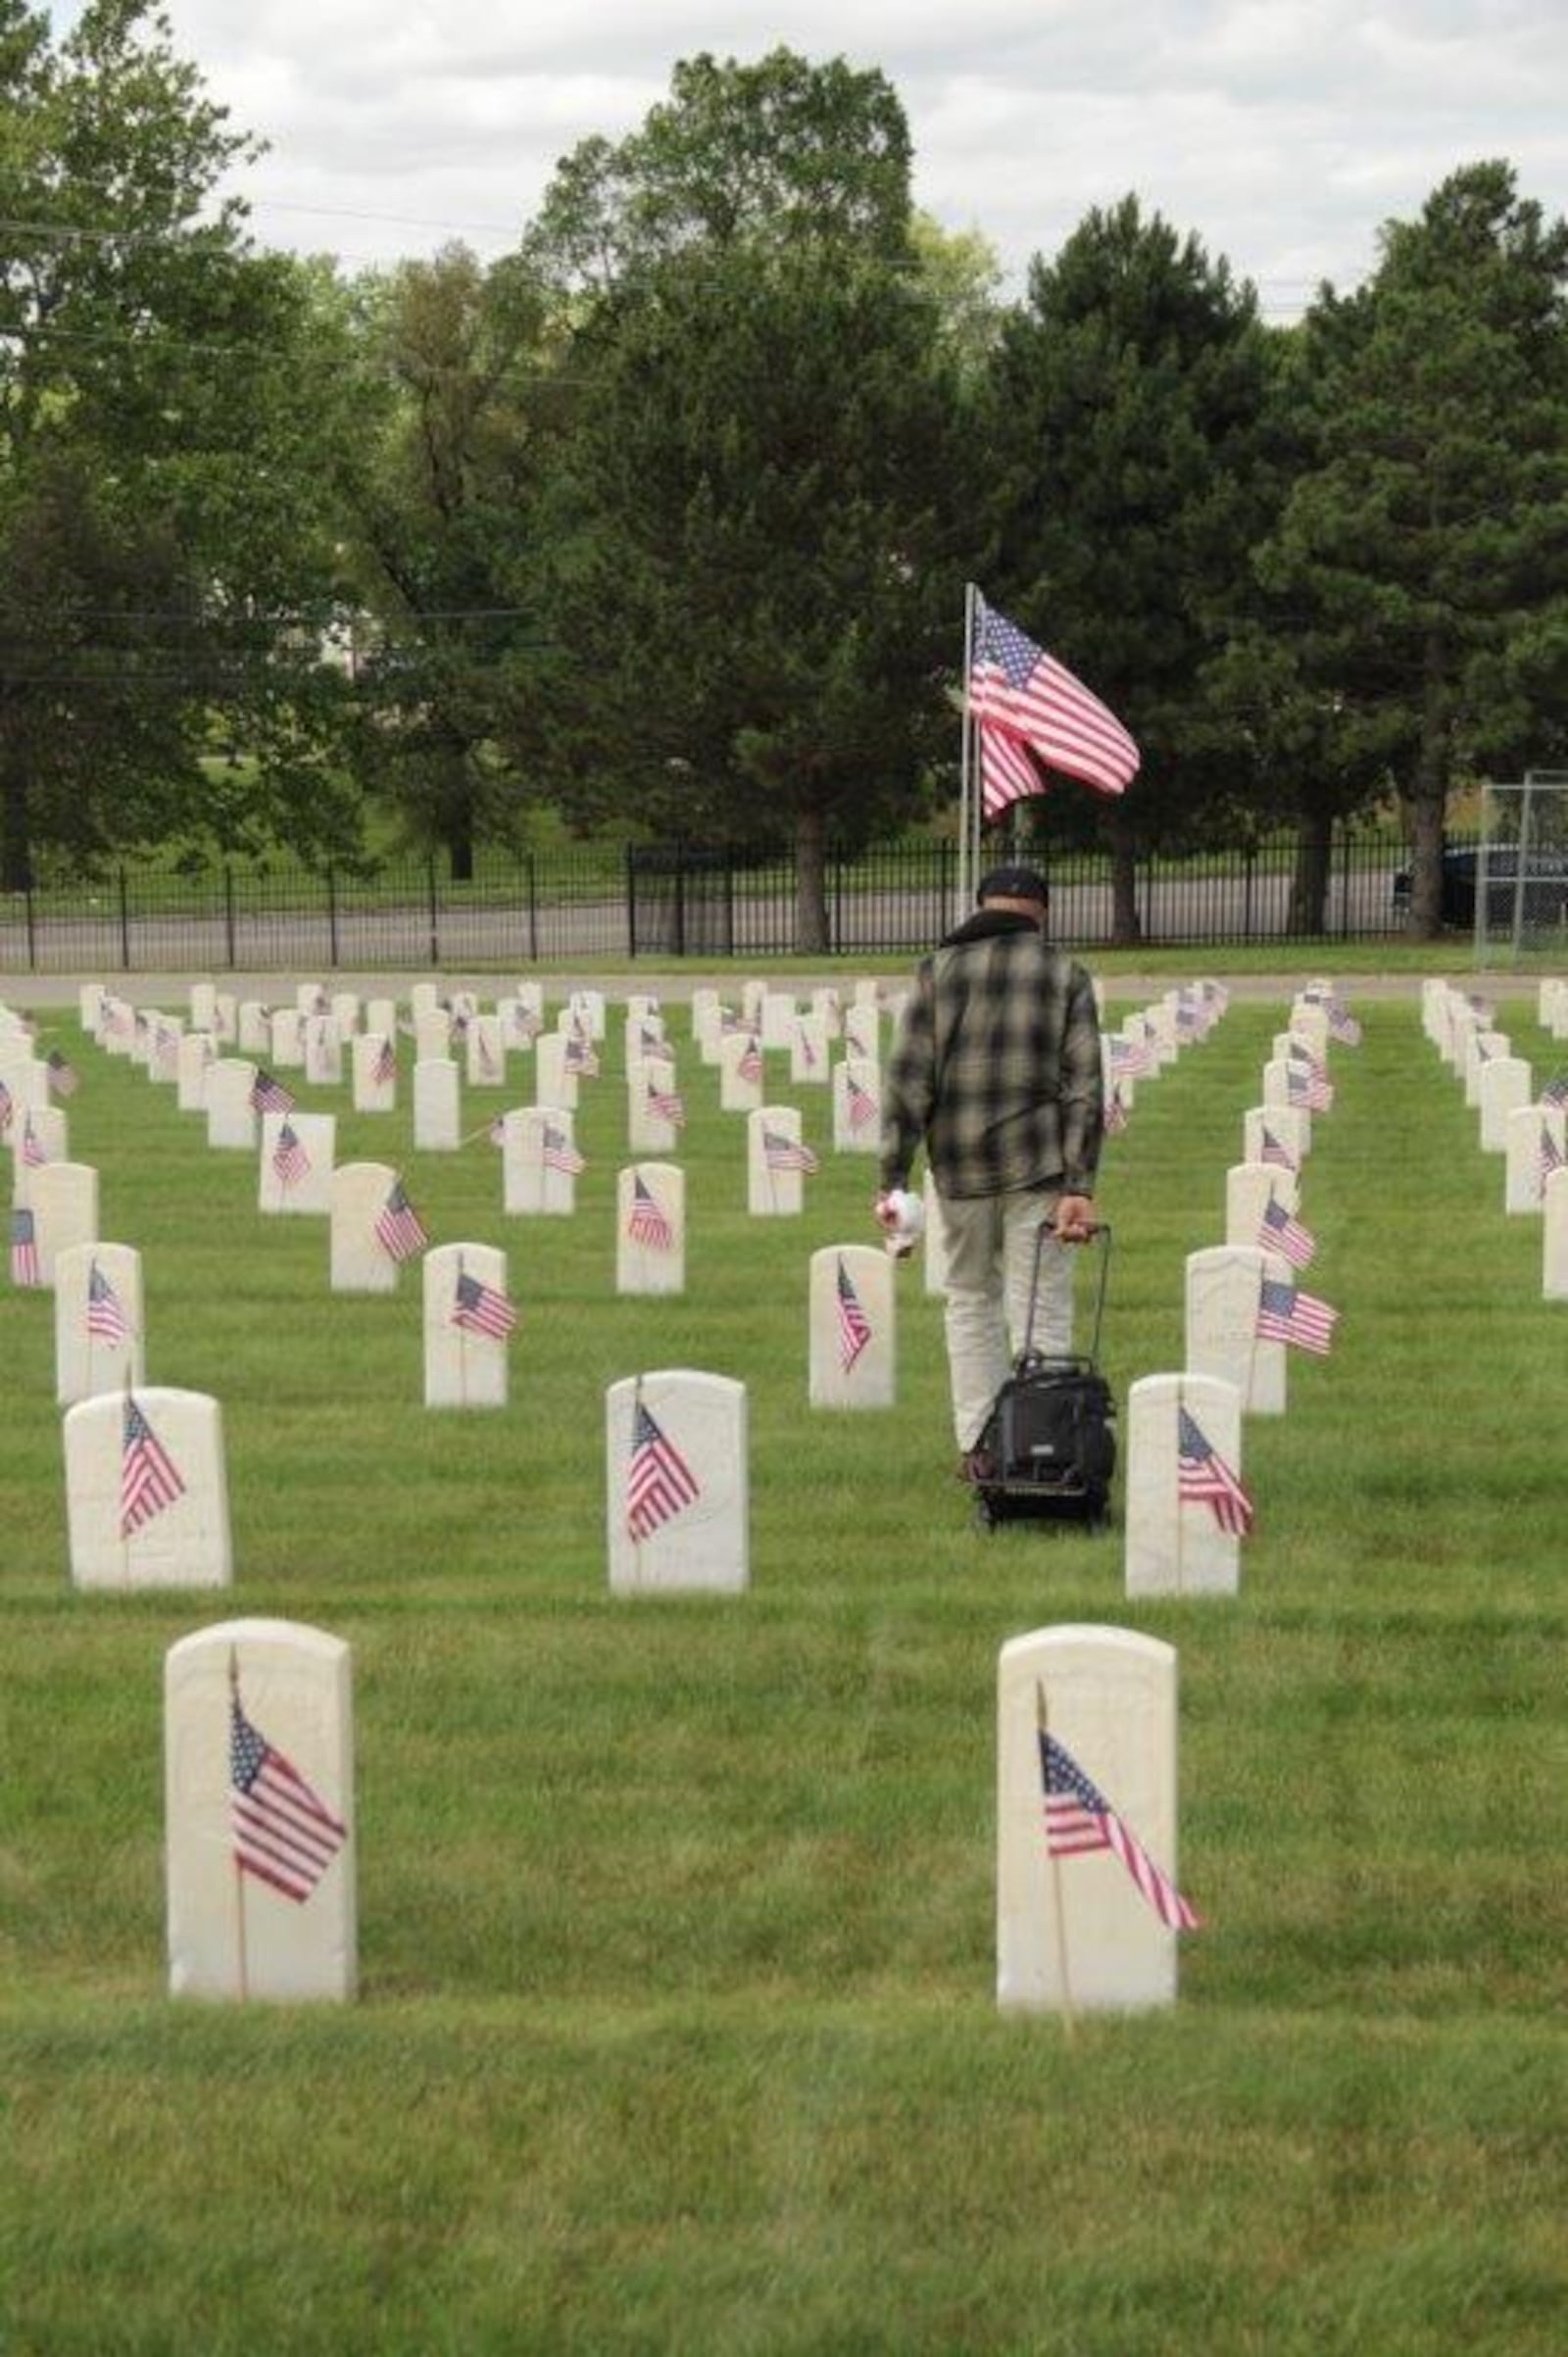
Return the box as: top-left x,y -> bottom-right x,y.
878,910 -> 1103,1201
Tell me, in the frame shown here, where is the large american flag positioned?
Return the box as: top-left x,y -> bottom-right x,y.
1258,1194 -> 1316,1269
374,1179 -> 428,1262
762,1127 -> 819,1175
1256,1277 -> 1339,1356
1176,1406 -> 1253,1536
543,1123 -> 586,1177
836,1255 -> 873,1373
271,1120 -> 312,1190
10,1205 -> 40,1287
1039,1730 -> 1199,1933
230,1691 -> 348,1904
250,1068 -> 294,1116
86,1260 -> 131,1346
626,1399 -> 701,1543
969,598 -> 1140,813
121,1395 -> 186,1536
46,1049 -> 80,1098
627,1173 -> 675,1252
452,1268 -> 517,1340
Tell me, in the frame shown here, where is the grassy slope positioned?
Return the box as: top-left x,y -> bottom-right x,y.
3,983 -> 1567,2356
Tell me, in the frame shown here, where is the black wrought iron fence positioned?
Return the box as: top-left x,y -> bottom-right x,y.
2,827 -> 1415,973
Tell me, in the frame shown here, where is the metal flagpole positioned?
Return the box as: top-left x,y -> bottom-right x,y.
958,583 -> 978,909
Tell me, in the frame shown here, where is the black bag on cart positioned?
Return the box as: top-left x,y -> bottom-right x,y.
973,1222 -> 1116,1529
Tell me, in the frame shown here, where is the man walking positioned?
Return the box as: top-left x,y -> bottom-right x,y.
876,865 -> 1103,1481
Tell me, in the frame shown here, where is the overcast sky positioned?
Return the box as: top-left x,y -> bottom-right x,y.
109,2 -> 1568,316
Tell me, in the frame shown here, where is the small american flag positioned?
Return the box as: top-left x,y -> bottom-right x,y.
10,1205 -> 40,1286
846,1075 -> 879,1132
86,1260 -> 131,1346
1328,1004 -> 1362,1046
476,1028 -> 500,1080
1542,1074 -> 1568,1108
1258,1124 -> 1297,1171
762,1126 -> 819,1175
646,1078 -> 686,1129
271,1120 -> 312,1190
1258,1194 -> 1316,1269
374,1179 -> 428,1262
626,1399 -> 701,1543
230,1690 -> 347,1904
372,1037 -> 397,1088
250,1068 -> 295,1117
1103,1086 -> 1129,1136
543,1123 -> 586,1177
46,1049 -> 80,1098
0,1078 -> 12,1134
121,1395 -> 185,1536
1256,1277 -> 1339,1356
795,1022 -> 819,1069
1538,1121 -> 1565,1195
1039,1727 -> 1199,1933
1109,1036 -> 1154,1080
564,1035 -> 600,1078
627,1173 -> 674,1252
836,1256 -> 872,1373
1287,1065 -> 1334,1113
737,1038 -> 762,1087
487,1112 -> 508,1147
1177,1406 -> 1253,1537
452,1268 -> 517,1340
21,1115 -> 47,1168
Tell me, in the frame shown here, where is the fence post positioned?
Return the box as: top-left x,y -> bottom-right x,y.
326,866 -> 340,969
1338,823 -> 1352,940
24,883 -> 36,970
673,845 -> 686,959
527,852 -> 538,963
118,866 -> 130,970
223,865 -> 236,968
427,857 -> 439,967
1242,845 -> 1255,945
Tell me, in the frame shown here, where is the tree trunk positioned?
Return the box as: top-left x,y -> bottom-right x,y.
1104,804 -> 1142,947
795,807 -> 830,953
1405,643 -> 1452,942
0,760 -> 32,894
1288,808 -> 1334,935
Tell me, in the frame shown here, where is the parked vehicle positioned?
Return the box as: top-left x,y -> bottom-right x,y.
1392,845 -> 1568,930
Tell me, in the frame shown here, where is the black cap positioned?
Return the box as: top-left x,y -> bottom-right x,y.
976,864 -> 1049,907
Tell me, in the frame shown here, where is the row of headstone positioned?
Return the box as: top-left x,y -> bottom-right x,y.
159,1611 -> 1196,2013
1423,977 -> 1568,1294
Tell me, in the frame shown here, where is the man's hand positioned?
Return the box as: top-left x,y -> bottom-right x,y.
1054,1193 -> 1097,1243
873,1191 -> 901,1232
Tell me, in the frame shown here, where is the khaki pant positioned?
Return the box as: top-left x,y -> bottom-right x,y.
936,1187 -> 1073,1450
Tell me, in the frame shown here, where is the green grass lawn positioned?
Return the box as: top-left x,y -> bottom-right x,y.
4,977 -> 1568,2355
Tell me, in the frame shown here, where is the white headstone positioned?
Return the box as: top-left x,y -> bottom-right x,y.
626,1065 -> 683,1156
190,981 -> 218,1033
304,1015 -> 342,1088
176,1029 -> 216,1112
1224,1160 -> 1299,1249
148,1014 -> 183,1083
79,982 -> 107,1032
1260,1058 -> 1311,1152
606,1371 -> 748,1595
1544,1165 -> 1568,1299
997,1624 -> 1189,2014
1505,1105 -> 1563,1214
413,1058 -> 461,1152
54,1242 -> 145,1404
810,986 -> 841,1038
833,1056 -> 882,1153
569,987 -> 607,1042
502,1106 -> 581,1214
1185,1245 -> 1286,1414
808,1245 -> 895,1408
423,1243 -> 513,1407
207,1058 -> 259,1151
165,1617 -> 355,2001
258,1111 -> 335,1215
466,1014 -> 506,1089
748,1105 -> 812,1214
414,1009 -> 451,1064
1243,1105 -> 1306,1172
692,990 -> 724,1064
11,1100 -> 67,1178
1125,1373 -> 1247,1597
760,990 -> 798,1050
790,1013 -> 830,1085
268,1007 -> 305,1069
26,1158 -> 99,1283
367,995 -> 399,1043
409,981 -> 441,1022
237,1001 -> 270,1055
351,1032 -> 398,1113
295,980 -> 330,1017
843,1004 -> 879,1064
1464,1028 -> 1509,1108
718,1031 -> 763,1112
66,1386 -> 231,1589
329,1162 -> 405,1294
534,1033 -> 578,1109
330,992 -> 361,1037
1479,1056 -> 1531,1152
616,1163 -> 686,1295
